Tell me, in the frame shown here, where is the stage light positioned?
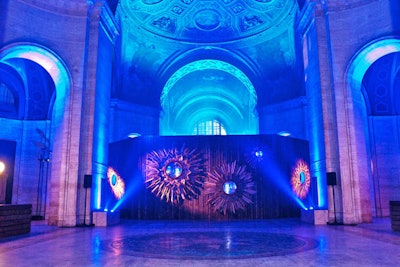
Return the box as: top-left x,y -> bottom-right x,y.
278,131 -> 291,137
245,147 -> 265,169
255,150 -> 263,158
256,155 -> 307,210
128,132 -> 141,138
0,161 -> 5,174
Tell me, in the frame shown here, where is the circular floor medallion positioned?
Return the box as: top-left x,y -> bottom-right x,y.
102,231 -> 319,259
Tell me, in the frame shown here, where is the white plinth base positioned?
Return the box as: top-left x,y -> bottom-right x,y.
301,209 -> 328,225
93,210 -> 120,227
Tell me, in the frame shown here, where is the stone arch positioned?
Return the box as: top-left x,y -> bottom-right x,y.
346,37 -> 400,217
0,62 -> 25,119
160,59 -> 259,135
0,42 -> 72,224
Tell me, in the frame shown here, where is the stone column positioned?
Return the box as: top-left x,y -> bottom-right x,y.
313,0 -> 395,224
76,1 -> 119,224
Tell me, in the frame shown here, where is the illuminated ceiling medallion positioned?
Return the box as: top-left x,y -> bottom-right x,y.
145,147 -> 207,205
205,161 -> 256,215
290,159 -> 311,199
107,167 -> 126,200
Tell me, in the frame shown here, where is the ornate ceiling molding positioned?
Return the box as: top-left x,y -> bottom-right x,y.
119,0 -> 297,43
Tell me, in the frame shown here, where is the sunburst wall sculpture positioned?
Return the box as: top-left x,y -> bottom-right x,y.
290,159 -> 311,199
145,147 -> 206,205
107,167 -> 126,200
205,161 -> 256,215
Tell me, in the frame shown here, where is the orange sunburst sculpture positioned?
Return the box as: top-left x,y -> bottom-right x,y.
205,161 -> 256,215
290,159 -> 311,199
145,147 -> 206,205
107,167 -> 126,200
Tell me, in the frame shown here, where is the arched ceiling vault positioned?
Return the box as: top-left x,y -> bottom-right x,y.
116,0 -> 302,107
161,59 -> 256,105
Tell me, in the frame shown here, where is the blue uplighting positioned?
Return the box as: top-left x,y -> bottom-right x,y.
110,174 -> 143,212
258,155 -> 308,211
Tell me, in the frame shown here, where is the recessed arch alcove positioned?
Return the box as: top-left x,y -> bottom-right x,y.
0,43 -> 72,222
0,43 -> 71,125
0,62 -> 25,119
346,37 -> 400,217
160,59 -> 258,135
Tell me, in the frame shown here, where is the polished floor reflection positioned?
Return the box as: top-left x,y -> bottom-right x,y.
0,218 -> 399,266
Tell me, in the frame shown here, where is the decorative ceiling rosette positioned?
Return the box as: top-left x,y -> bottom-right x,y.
290,159 -> 311,199
145,147 -> 207,205
205,161 -> 256,215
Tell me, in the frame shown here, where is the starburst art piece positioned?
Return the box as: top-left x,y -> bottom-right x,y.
145,147 -> 206,205
205,161 -> 256,215
290,159 -> 311,199
107,167 -> 126,200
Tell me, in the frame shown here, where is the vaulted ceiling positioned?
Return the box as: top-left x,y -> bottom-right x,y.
115,0 -> 303,107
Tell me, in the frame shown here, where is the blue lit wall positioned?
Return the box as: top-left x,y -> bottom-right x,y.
294,3 -> 327,209
92,17 -> 118,210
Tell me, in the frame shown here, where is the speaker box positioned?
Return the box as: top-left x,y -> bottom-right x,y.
84,174 -> 92,188
327,172 -> 337,186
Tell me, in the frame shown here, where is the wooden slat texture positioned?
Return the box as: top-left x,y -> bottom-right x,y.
390,201 -> 400,231
0,204 -> 32,238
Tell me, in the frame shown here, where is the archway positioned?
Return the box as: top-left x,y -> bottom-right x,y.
160,59 -> 258,136
0,43 -> 72,223
346,37 -> 400,217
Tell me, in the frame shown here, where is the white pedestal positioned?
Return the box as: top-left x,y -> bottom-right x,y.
93,210 -> 120,227
301,209 -> 328,225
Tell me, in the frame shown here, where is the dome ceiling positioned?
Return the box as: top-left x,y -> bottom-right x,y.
116,0 -> 301,107
120,0 -> 296,43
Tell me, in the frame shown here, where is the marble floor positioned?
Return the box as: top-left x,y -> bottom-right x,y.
0,218 -> 399,267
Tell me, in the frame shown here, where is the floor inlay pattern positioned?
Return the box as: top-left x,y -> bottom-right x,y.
102,231 -> 319,259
